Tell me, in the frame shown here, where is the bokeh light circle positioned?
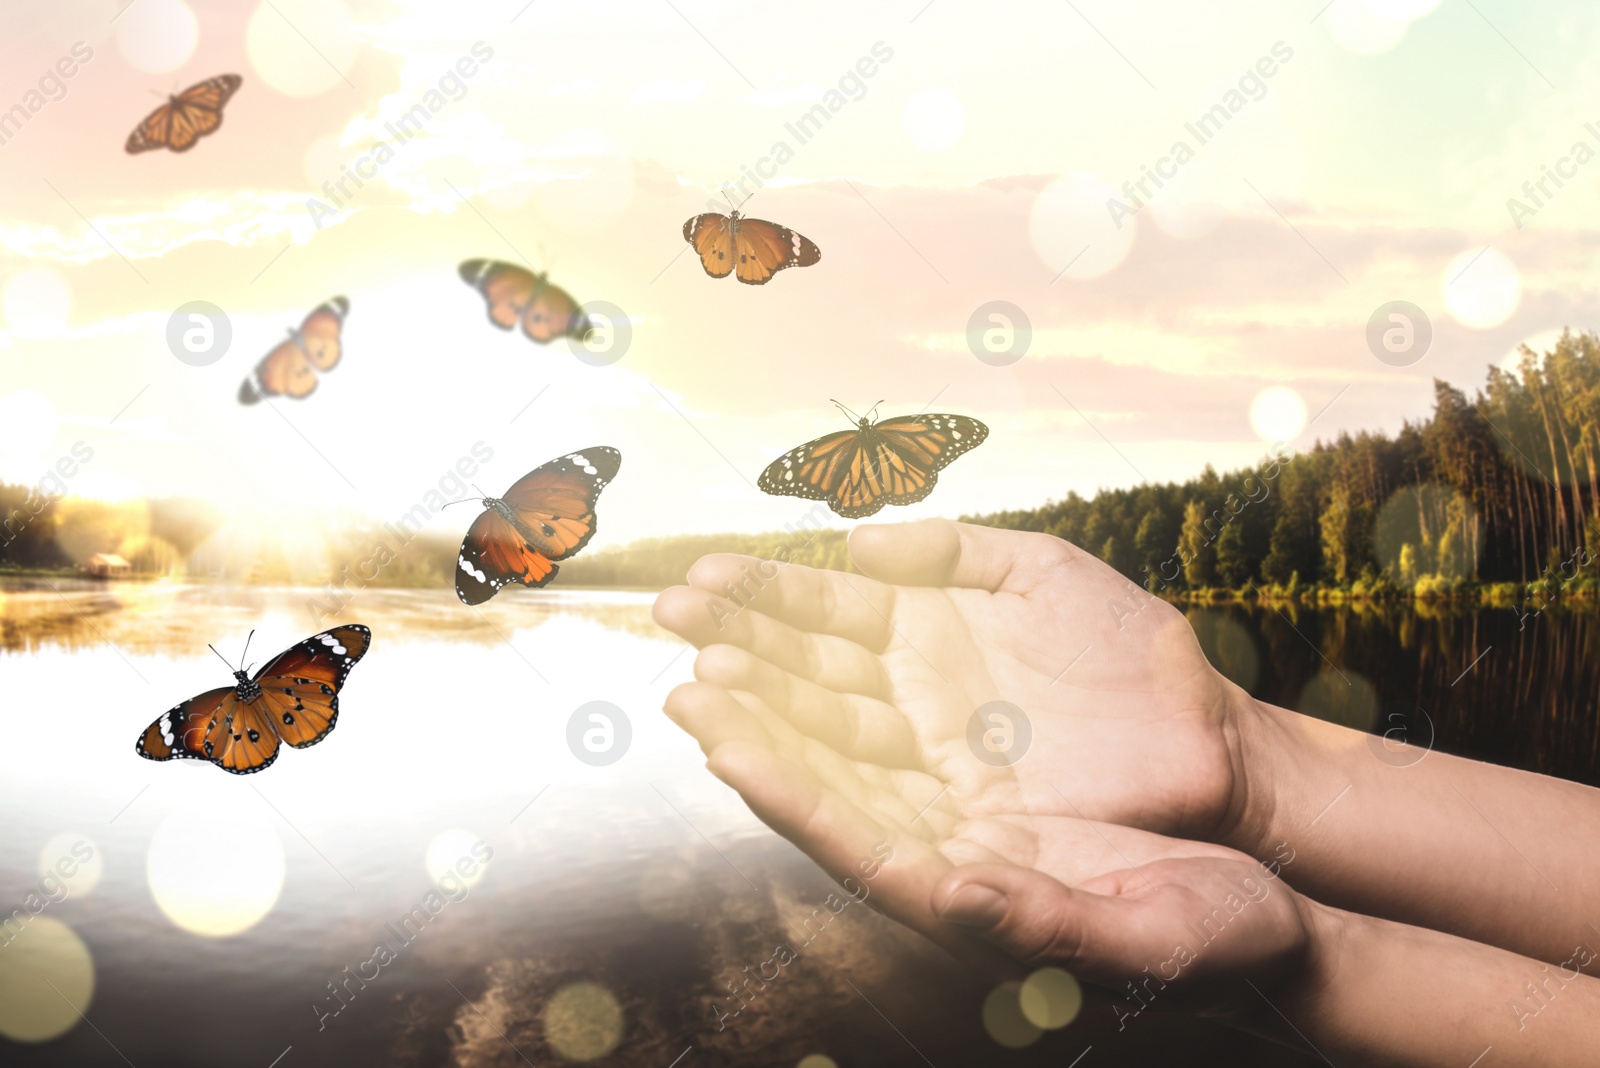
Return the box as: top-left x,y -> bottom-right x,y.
1029,175 -> 1137,280
425,829 -> 488,889
37,833 -> 103,897
0,918 -> 95,1042
147,809 -> 285,936
3,268 -> 73,337
1443,247 -> 1521,329
797,1057 -> 839,1068
1187,610 -> 1260,694
902,88 -> 965,151
116,0 -> 198,74
1249,386 -> 1306,444
1374,483 -> 1484,580
544,981 -> 623,1060
982,981 -> 1043,1048
1297,670 -> 1379,733
247,0 -> 358,97
1019,967 -> 1083,1030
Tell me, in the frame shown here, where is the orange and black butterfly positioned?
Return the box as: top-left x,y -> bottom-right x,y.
759,404 -> 988,518
682,210 -> 820,285
455,448 -> 620,605
238,297 -> 349,404
125,74 -> 242,154
459,259 -> 593,344
135,626 -> 371,775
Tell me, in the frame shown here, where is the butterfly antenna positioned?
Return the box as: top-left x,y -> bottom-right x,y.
208,644 -> 236,672
721,188 -> 738,212
868,399 -> 885,421
440,496 -> 483,509
238,629 -> 255,670
830,398 -> 863,422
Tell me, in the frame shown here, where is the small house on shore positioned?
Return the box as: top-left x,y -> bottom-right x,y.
85,553 -> 132,579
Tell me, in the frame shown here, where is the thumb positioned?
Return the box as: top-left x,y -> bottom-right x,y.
931,864 -> 1136,979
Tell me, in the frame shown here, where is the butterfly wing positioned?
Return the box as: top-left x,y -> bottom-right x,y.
733,217 -> 821,286
758,415 -> 987,518
523,281 -> 592,344
211,700 -> 282,774
176,74 -> 243,112
501,447 -> 621,559
239,336 -> 316,405
460,259 -> 537,331
246,625 -> 372,751
299,297 -> 348,371
455,448 -> 622,604
125,102 -> 173,154
456,508 -> 557,605
136,687 -> 232,762
758,429 -> 867,513
683,213 -> 735,278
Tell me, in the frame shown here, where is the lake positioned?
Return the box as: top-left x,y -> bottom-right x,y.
0,580 -> 1591,1067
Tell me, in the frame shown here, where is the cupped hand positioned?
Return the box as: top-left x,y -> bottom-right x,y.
652,519 -> 1256,868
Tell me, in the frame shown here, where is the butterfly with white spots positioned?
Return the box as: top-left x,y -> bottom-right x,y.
135,626 -> 372,775
455,448 -> 621,605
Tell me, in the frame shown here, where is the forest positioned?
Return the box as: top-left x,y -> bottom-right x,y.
5,331 -> 1600,602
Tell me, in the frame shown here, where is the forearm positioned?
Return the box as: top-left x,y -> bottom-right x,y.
1229,695 -> 1600,964
1237,902 -> 1600,1066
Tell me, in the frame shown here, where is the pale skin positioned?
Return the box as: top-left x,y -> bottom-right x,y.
651,519 -> 1600,1062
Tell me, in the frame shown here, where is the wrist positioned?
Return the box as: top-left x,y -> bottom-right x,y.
1214,687 -> 1287,858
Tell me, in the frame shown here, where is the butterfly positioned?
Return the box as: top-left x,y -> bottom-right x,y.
459,259 -> 593,344
682,210 -> 820,285
455,448 -> 621,605
758,404 -> 989,518
238,297 -> 349,405
135,626 -> 371,775
125,74 -> 243,154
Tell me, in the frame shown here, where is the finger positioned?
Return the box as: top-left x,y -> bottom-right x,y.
693,644 -> 918,768
931,862 -> 1159,982
663,680 -> 776,755
653,584 -> 889,697
707,740 -> 1023,980
665,679 -> 951,840
848,519 -> 1080,592
683,554 -> 896,650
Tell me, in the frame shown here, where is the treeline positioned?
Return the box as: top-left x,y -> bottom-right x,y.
0,489 -> 220,574
965,330 -> 1600,597
10,332 -> 1600,597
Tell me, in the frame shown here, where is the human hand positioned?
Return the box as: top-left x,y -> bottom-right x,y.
652,519 -> 1257,873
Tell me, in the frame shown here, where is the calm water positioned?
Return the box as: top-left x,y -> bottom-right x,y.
1,581 -> 1591,1067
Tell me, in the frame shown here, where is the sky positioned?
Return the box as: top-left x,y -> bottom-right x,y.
0,0 -> 1597,546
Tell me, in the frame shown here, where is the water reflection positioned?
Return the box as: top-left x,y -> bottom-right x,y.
4,581 -> 1556,1064
1185,603 -> 1600,785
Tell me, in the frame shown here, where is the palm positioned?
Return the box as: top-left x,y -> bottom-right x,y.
653,521 -> 1253,968
655,522 -> 1244,864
